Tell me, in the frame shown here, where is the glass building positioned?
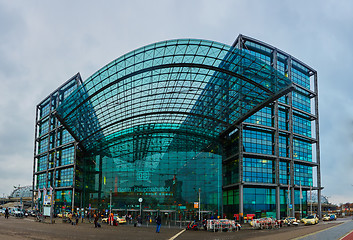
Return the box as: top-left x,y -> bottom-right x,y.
33,35 -> 320,221
222,35 -> 321,220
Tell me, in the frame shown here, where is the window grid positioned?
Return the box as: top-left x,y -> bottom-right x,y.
36,174 -> 46,189
55,168 -> 74,187
292,92 -> 310,113
293,139 -> 312,161
243,129 -> 273,155
279,161 -> 289,184
291,64 -> 310,90
245,106 -> 273,127
279,135 -> 288,158
278,110 -> 288,131
293,115 -> 311,137
243,158 -> 275,184
37,156 -> 47,172
294,164 -> 312,186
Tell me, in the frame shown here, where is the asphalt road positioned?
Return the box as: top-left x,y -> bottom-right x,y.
294,217 -> 353,240
0,216 -> 349,240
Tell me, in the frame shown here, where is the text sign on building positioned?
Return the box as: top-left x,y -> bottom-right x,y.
137,171 -> 150,181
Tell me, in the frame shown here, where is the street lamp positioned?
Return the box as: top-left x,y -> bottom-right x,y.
109,189 -> 112,215
193,187 -> 201,221
138,198 -> 143,216
198,188 -> 201,221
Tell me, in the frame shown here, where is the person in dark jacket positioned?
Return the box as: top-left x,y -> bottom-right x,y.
5,208 -> 9,219
155,215 -> 161,233
94,214 -> 99,228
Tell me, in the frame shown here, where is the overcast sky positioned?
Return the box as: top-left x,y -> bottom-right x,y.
0,0 -> 352,204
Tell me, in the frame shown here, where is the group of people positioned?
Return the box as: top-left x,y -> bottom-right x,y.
66,212 -> 81,225
89,212 -> 162,233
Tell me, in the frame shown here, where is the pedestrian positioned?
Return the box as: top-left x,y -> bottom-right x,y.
75,213 -> 79,225
137,215 -> 142,227
155,215 -> 161,233
5,208 -> 9,219
68,212 -> 73,224
94,214 -> 98,227
109,212 -> 114,226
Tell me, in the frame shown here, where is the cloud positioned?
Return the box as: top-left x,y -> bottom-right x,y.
0,0 -> 352,205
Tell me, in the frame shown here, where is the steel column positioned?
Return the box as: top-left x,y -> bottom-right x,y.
32,105 -> 39,210
272,49 -> 281,219
71,142 -> 78,212
238,124 -> 244,220
286,56 -> 295,217
314,72 -> 322,218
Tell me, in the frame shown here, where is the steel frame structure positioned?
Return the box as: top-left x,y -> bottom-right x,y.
32,36 -> 320,220
32,74 -> 82,212
227,34 -> 321,219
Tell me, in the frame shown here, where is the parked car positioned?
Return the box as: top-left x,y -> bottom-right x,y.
330,214 -> 337,220
302,215 -> 319,225
57,212 -> 70,218
115,215 -> 127,224
301,216 -> 308,223
11,208 -> 24,217
323,215 -> 330,221
284,217 -> 297,225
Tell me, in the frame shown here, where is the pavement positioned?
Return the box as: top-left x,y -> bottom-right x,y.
0,215 -> 351,240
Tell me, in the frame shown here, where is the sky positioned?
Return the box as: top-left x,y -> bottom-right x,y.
0,0 -> 352,204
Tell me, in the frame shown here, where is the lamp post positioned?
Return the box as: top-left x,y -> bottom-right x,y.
138,198 -> 143,216
109,189 -> 112,215
198,188 -> 201,221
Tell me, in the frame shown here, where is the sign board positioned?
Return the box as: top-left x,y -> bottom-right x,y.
194,202 -> 199,209
289,204 -> 293,209
43,195 -> 52,205
43,206 -> 51,216
137,171 -> 150,181
138,198 -> 143,203
179,206 -> 186,210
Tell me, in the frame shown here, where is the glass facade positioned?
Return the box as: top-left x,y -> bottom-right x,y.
33,74 -> 81,212
222,34 -> 320,220
33,35 -> 320,221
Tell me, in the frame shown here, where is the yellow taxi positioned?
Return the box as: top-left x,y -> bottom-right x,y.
302,215 -> 319,225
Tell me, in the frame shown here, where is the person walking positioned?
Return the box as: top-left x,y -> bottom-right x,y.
155,215 -> 161,233
5,208 -> 9,219
75,213 -> 79,225
68,212 -> 73,224
94,214 -> 99,228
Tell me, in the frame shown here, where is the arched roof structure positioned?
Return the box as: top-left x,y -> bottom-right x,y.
55,39 -> 293,158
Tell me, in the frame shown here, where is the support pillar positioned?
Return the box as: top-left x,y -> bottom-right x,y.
314,72 -> 322,219
238,124 -> 244,222
239,184 -> 244,223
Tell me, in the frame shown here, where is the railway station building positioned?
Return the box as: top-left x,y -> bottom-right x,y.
33,34 -> 321,221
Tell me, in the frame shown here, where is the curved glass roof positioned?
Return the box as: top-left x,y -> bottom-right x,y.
55,39 -> 293,156
10,185 -> 32,198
